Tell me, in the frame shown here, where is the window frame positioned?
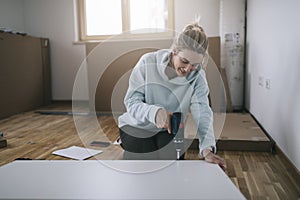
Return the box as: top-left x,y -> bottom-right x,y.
77,0 -> 174,41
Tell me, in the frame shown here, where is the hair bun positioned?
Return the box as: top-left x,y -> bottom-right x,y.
192,24 -> 204,32
171,20 -> 209,55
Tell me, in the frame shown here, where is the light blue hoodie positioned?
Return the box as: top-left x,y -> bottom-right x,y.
118,49 -> 216,155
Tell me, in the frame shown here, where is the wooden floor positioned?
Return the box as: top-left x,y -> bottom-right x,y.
0,103 -> 299,200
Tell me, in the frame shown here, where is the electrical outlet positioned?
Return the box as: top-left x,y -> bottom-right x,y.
258,76 -> 264,86
266,79 -> 271,89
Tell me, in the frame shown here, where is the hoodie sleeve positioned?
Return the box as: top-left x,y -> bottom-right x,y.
124,54 -> 162,125
190,71 -> 216,156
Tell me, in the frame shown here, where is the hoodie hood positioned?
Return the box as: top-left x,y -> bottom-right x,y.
155,49 -> 200,85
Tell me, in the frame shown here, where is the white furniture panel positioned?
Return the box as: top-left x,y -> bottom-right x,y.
0,160 -> 245,199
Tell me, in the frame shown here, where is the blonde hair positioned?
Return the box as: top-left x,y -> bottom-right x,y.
172,21 -> 209,55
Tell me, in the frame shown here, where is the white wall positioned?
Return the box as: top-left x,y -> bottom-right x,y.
246,0 -> 300,171
0,0 -> 24,32
174,0 -> 220,36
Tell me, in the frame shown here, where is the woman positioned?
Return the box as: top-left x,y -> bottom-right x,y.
118,21 -> 226,169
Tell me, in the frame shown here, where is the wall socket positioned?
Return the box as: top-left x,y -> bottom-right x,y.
258,76 -> 264,86
266,79 -> 271,89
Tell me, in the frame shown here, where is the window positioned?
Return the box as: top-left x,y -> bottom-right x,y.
77,0 -> 174,41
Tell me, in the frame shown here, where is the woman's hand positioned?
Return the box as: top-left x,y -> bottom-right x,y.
204,150 -> 227,170
155,109 -> 172,133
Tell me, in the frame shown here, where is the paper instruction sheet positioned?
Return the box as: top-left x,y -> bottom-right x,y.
52,146 -> 102,160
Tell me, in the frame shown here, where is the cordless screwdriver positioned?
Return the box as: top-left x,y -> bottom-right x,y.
170,112 -> 184,160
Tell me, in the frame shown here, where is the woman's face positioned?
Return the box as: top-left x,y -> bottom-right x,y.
172,49 -> 204,77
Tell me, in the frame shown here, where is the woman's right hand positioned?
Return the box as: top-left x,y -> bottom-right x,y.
204,151 -> 227,170
155,109 -> 172,134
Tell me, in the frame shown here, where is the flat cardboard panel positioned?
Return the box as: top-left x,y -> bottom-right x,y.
0,33 -> 50,119
208,36 -> 221,68
41,38 -> 52,105
220,113 -> 269,141
185,113 -> 270,141
86,37 -> 224,112
95,48 -> 158,112
185,113 -> 272,151
205,37 -> 232,112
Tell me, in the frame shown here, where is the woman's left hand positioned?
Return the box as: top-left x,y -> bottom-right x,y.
204,151 -> 227,170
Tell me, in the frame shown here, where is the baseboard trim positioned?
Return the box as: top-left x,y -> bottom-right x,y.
275,144 -> 300,177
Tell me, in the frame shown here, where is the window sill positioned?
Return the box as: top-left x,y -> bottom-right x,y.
73,36 -> 174,45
